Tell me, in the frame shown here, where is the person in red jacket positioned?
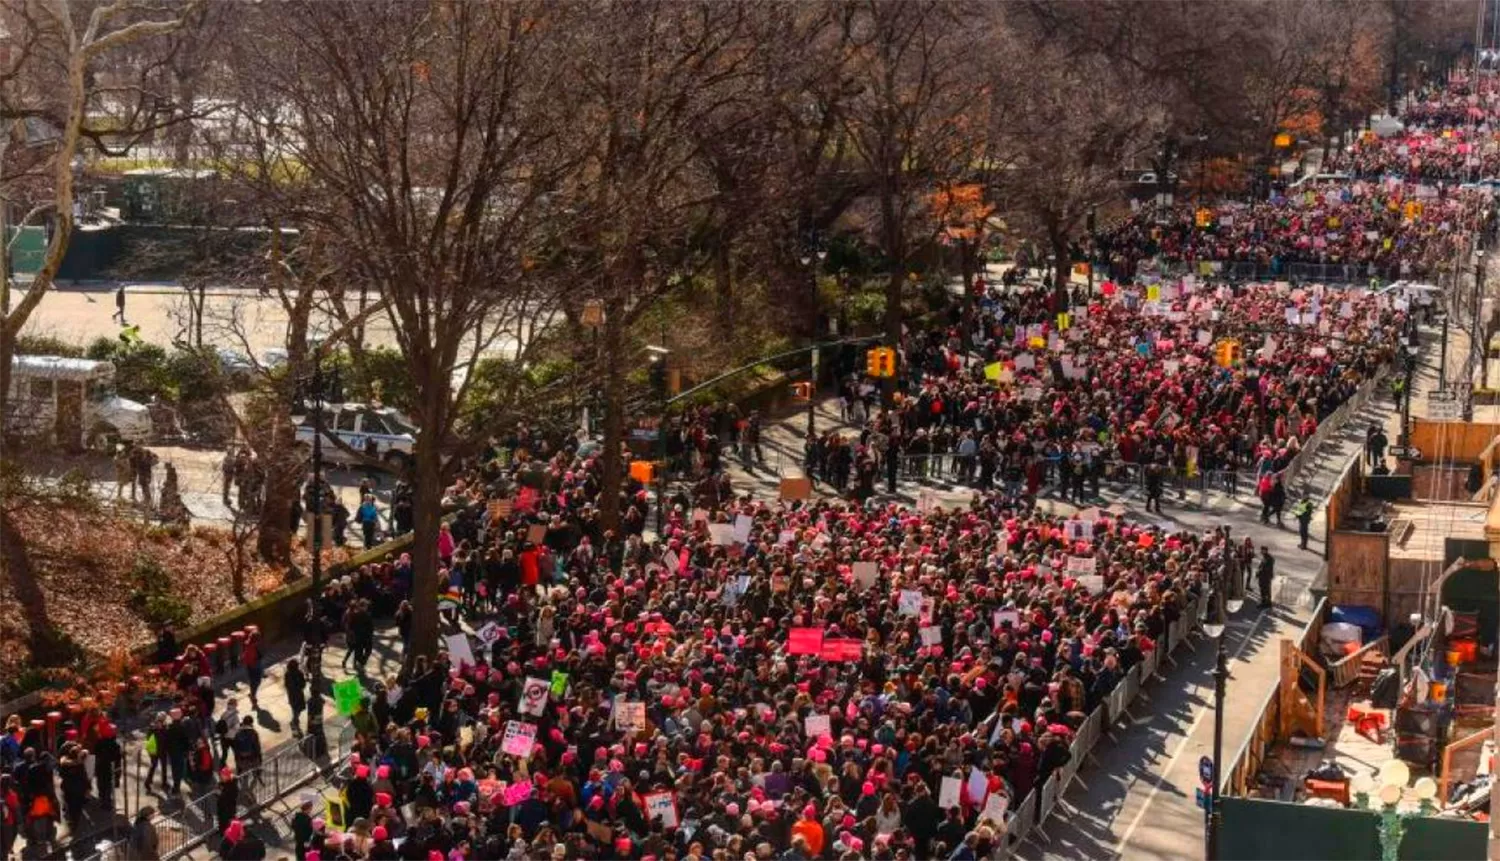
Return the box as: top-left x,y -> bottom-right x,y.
790,803 -> 824,857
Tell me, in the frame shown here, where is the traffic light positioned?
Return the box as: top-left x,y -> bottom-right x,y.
865,347 -> 896,378
790,381 -> 813,401
1214,338 -> 1242,368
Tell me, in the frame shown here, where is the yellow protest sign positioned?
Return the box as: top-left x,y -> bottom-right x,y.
1146,284 -> 1160,302
1028,336 -> 1045,349
984,362 -> 1002,381
1056,312 -> 1070,331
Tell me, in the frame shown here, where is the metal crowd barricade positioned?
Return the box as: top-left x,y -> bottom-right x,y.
1004,788 -> 1037,853
1030,773 -> 1062,843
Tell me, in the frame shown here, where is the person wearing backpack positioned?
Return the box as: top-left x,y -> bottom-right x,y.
232,718 -> 262,790
143,713 -> 169,793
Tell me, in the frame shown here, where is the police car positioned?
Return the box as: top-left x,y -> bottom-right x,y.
294,403 -> 416,471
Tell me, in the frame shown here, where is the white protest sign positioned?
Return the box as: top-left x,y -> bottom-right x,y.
475,622 -> 502,646
615,701 -> 647,734
993,609 -> 1019,630
709,524 -> 735,546
1075,574 -> 1105,593
967,767 -> 989,805
520,677 -> 550,717
778,529 -> 797,545
1163,360 -> 1180,376
1013,353 -> 1035,371
919,626 -> 943,647
804,714 -> 831,739
732,514 -> 753,544
852,561 -> 878,591
445,633 -> 476,670
1066,556 -> 1097,575
939,776 -> 962,809
898,590 -> 924,616
981,792 -> 1009,824
645,792 -> 679,829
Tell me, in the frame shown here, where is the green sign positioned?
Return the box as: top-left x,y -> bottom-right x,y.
333,677 -> 364,716
550,671 -> 569,698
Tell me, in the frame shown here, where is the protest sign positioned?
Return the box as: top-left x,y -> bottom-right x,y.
968,767 -> 989,805
993,609 -> 1019,629
898,590 -> 924,616
804,714 -> 831,738
820,639 -> 863,662
444,634 -> 475,670
852,561 -> 878,590
644,792 -> 679,829
520,678 -> 550,717
475,622 -> 502,646
501,721 -> 536,757
779,477 -> 812,500
939,776 -> 962,809
550,671 -> 569,698
788,627 -> 824,655
503,782 -> 533,806
709,524 -> 734,546
981,792 -> 1009,824
615,701 -> 647,734
1066,556 -> 1097,575
333,678 -> 363,716
919,626 -> 943,647
733,514 -> 754,544
1075,574 -> 1105,593
525,523 -> 547,545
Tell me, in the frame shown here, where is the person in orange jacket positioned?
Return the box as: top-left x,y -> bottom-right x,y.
790,803 -> 825,857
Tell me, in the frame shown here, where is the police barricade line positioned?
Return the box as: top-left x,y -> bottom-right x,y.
1004,788 -> 1037,854
1027,773 -> 1063,845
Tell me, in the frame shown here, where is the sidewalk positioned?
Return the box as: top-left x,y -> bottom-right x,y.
19,626 -> 406,860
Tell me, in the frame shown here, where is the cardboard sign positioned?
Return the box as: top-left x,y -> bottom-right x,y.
501,720 -> 537,758
919,626 -> 943,647
732,514 -> 753,544
779,477 -> 812,500
526,523 -> 547,545
898,590 -> 924,616
709,524 -> 734,546
939,776 -> 962,810
852,561 -> 878,590
520,677 -> 550,716
615,701 -> 647,734
644,792 -> 679,829
475,622 -> 502,646
804,714 -> 831,738
788,627 -> 824,655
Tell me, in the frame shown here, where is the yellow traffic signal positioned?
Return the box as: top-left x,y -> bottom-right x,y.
865,347 -> 896,378
1214,338 -> 1242,368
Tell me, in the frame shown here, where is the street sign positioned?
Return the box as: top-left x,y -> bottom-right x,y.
1388,446 -> 1422,460
1199,755 -> 1214,785
1429,400 -> 1461,421
1429,389 -> 1457,401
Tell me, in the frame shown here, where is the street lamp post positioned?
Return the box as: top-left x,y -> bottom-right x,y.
647,346 -> 670,536
304,358 -> 329,759
1467,250 -> 1487,420
1204,531 -> 1244,861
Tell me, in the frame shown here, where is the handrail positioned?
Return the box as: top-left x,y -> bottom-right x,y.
1391,621 -> 1435,667
1330,636 -> 1388,689
1438,726 -> 1493,804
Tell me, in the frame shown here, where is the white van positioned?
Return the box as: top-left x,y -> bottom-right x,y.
4,355 -> 154,449
294,402 -> 416,471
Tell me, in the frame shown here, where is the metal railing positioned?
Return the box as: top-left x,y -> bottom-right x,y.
1159,259 -> 1407,284
1003,588 -> 1210,853
88,728 -> 350,861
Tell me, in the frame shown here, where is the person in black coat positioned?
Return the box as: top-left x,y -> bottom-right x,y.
93,724 -> 123,810
344,770 -> 374,823
902,781 -> 942,857
284,660 -> 307,736
215,770 -> 239,835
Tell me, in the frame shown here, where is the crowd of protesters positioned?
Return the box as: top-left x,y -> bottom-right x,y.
7,72 -> 1491,861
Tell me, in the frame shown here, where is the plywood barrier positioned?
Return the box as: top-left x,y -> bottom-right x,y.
1409,420 -> 1500,464
1327,529 -> 1391,619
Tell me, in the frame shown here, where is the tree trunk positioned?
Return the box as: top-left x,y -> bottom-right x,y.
713,238 -> 734,340
959,241 -> 978,353
404,417 -> 446,668
597,294 -> 627,533
1052,232 -> 1071,311
255,415 -> 297,564
882,267 -> 903,403
0,325 -> 13,466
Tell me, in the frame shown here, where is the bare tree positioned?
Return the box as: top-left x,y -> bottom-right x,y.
838,0 -> 973,391
0,0 -> 203,465
226,0 -> 573,662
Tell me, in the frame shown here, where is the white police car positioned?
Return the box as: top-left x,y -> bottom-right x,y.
294,403 -> 416,471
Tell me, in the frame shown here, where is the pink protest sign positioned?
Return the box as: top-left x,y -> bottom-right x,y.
820,639 -> 863,662
502,781 -> 533,806
787,628 -> 824,655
